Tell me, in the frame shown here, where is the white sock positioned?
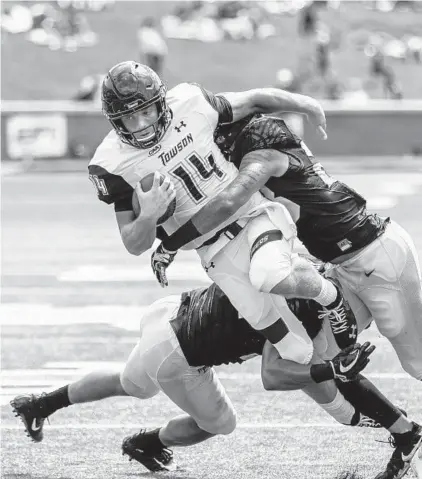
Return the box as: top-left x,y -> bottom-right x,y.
320,390 -> 356,425
313,277 -> 338,307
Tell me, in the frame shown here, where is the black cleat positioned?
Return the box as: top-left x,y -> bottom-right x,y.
318,278 -> 358,350
10,393 -> 48,442
122,429 -> 176,472
375,423 -> 422,479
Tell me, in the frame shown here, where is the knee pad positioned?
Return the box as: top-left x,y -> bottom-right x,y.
120,371 -> 158,400
200,409 -> 237,436
249,240 -> 293,293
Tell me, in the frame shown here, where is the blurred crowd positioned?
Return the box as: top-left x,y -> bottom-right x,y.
161,1 -> 276,42
274,0 -> 422,102
1,0 -> 114,52
4,0 -> 420,103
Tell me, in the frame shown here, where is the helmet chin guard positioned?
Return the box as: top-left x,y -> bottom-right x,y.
101,61 -> 171,149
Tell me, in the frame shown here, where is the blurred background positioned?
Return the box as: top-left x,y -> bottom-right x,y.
2,2 -> 422,478
2,0 -> 422,163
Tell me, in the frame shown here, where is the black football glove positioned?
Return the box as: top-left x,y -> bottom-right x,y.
151,243 -> 177,287
310,342 -> 375,384
329,342 -> 375,382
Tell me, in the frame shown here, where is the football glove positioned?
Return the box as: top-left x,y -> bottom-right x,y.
151,243 -> 177,288
329,342 -> 375,383
310,342 -> 375,384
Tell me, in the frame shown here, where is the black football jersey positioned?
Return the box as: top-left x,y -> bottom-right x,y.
170,283 -> 322,367
215,115 -> 387,261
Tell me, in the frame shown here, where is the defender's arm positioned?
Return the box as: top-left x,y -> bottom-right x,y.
222,88 -> 326,137
162,149 -> 288,251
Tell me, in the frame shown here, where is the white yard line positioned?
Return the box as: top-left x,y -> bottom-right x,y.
0,422 -> 350,431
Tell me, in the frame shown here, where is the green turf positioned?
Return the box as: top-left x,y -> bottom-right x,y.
2,1 -> 422,100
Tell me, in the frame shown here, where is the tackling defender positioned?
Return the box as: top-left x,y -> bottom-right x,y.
11,283 -> 421,478
88,61 -> 357,369
153,114 -> 422,383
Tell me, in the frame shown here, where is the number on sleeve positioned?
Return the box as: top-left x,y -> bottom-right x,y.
89,174 -> 109,196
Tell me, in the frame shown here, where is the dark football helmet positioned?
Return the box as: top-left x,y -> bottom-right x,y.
101,61 -> 171,149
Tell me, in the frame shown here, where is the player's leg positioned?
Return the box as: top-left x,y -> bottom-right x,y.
299,279 -> 422,478
10,369 -> 131,443
261,337 -> 421,474
122,316 -> 235,472
198,231 -> 314,365
261,341 -> 358,426
245,209 -> 357,349
154,344 -> 237,441
10,296 -> 180,443
333,220 -> 422,380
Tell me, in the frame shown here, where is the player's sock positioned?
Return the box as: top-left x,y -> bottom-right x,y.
38,385 -> 71,417
319,390 -> 356,425
336,374 -> 402,429
313,277 -> 339,307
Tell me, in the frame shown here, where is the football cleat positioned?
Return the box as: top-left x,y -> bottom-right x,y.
375,423 -> 422,479
318,277 -> 358,350
122,429 -> 176,472
10,393 -> 49,442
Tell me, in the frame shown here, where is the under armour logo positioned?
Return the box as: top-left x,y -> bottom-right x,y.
174,121 -> 187,133
349,324 -> 357,339
204,262 -> 215,273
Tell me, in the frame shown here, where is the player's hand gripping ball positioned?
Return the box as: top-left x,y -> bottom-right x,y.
132,172 -> 177,225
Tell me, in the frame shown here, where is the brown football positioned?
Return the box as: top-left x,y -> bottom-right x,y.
132,172 -> 176,225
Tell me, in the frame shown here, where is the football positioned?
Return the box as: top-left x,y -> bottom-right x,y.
132,172 -> 176,225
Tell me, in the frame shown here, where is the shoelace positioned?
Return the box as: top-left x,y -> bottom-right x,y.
375,436 -> 397,448
318,301 -> 349,334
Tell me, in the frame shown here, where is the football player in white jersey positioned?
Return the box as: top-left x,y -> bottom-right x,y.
89,61 -> 356,368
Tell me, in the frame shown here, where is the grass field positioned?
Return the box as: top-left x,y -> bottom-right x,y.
2,1 -> 422,100
2,162 -> 422,478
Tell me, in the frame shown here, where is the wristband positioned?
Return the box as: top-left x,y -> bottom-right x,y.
163,219 -> 201,250
310,363 -> 334,383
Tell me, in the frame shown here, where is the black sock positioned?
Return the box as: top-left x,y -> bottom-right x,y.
336,374 -> 402,430
141,428 -> 165,451
39,385 -> 71,417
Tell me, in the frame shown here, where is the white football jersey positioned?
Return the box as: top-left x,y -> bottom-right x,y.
89,83 -> 263,249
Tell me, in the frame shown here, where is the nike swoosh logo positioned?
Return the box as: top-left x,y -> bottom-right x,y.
31,418 -> 42,432
365,269 -> 375,277
401,434 -> 422,462
339,350 -> 360,373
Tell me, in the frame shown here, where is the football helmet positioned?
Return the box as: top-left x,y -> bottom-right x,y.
101,61 -> 171,149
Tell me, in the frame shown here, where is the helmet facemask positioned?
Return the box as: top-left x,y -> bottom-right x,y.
110,88 -> 171,149
101,62 -> 171,149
